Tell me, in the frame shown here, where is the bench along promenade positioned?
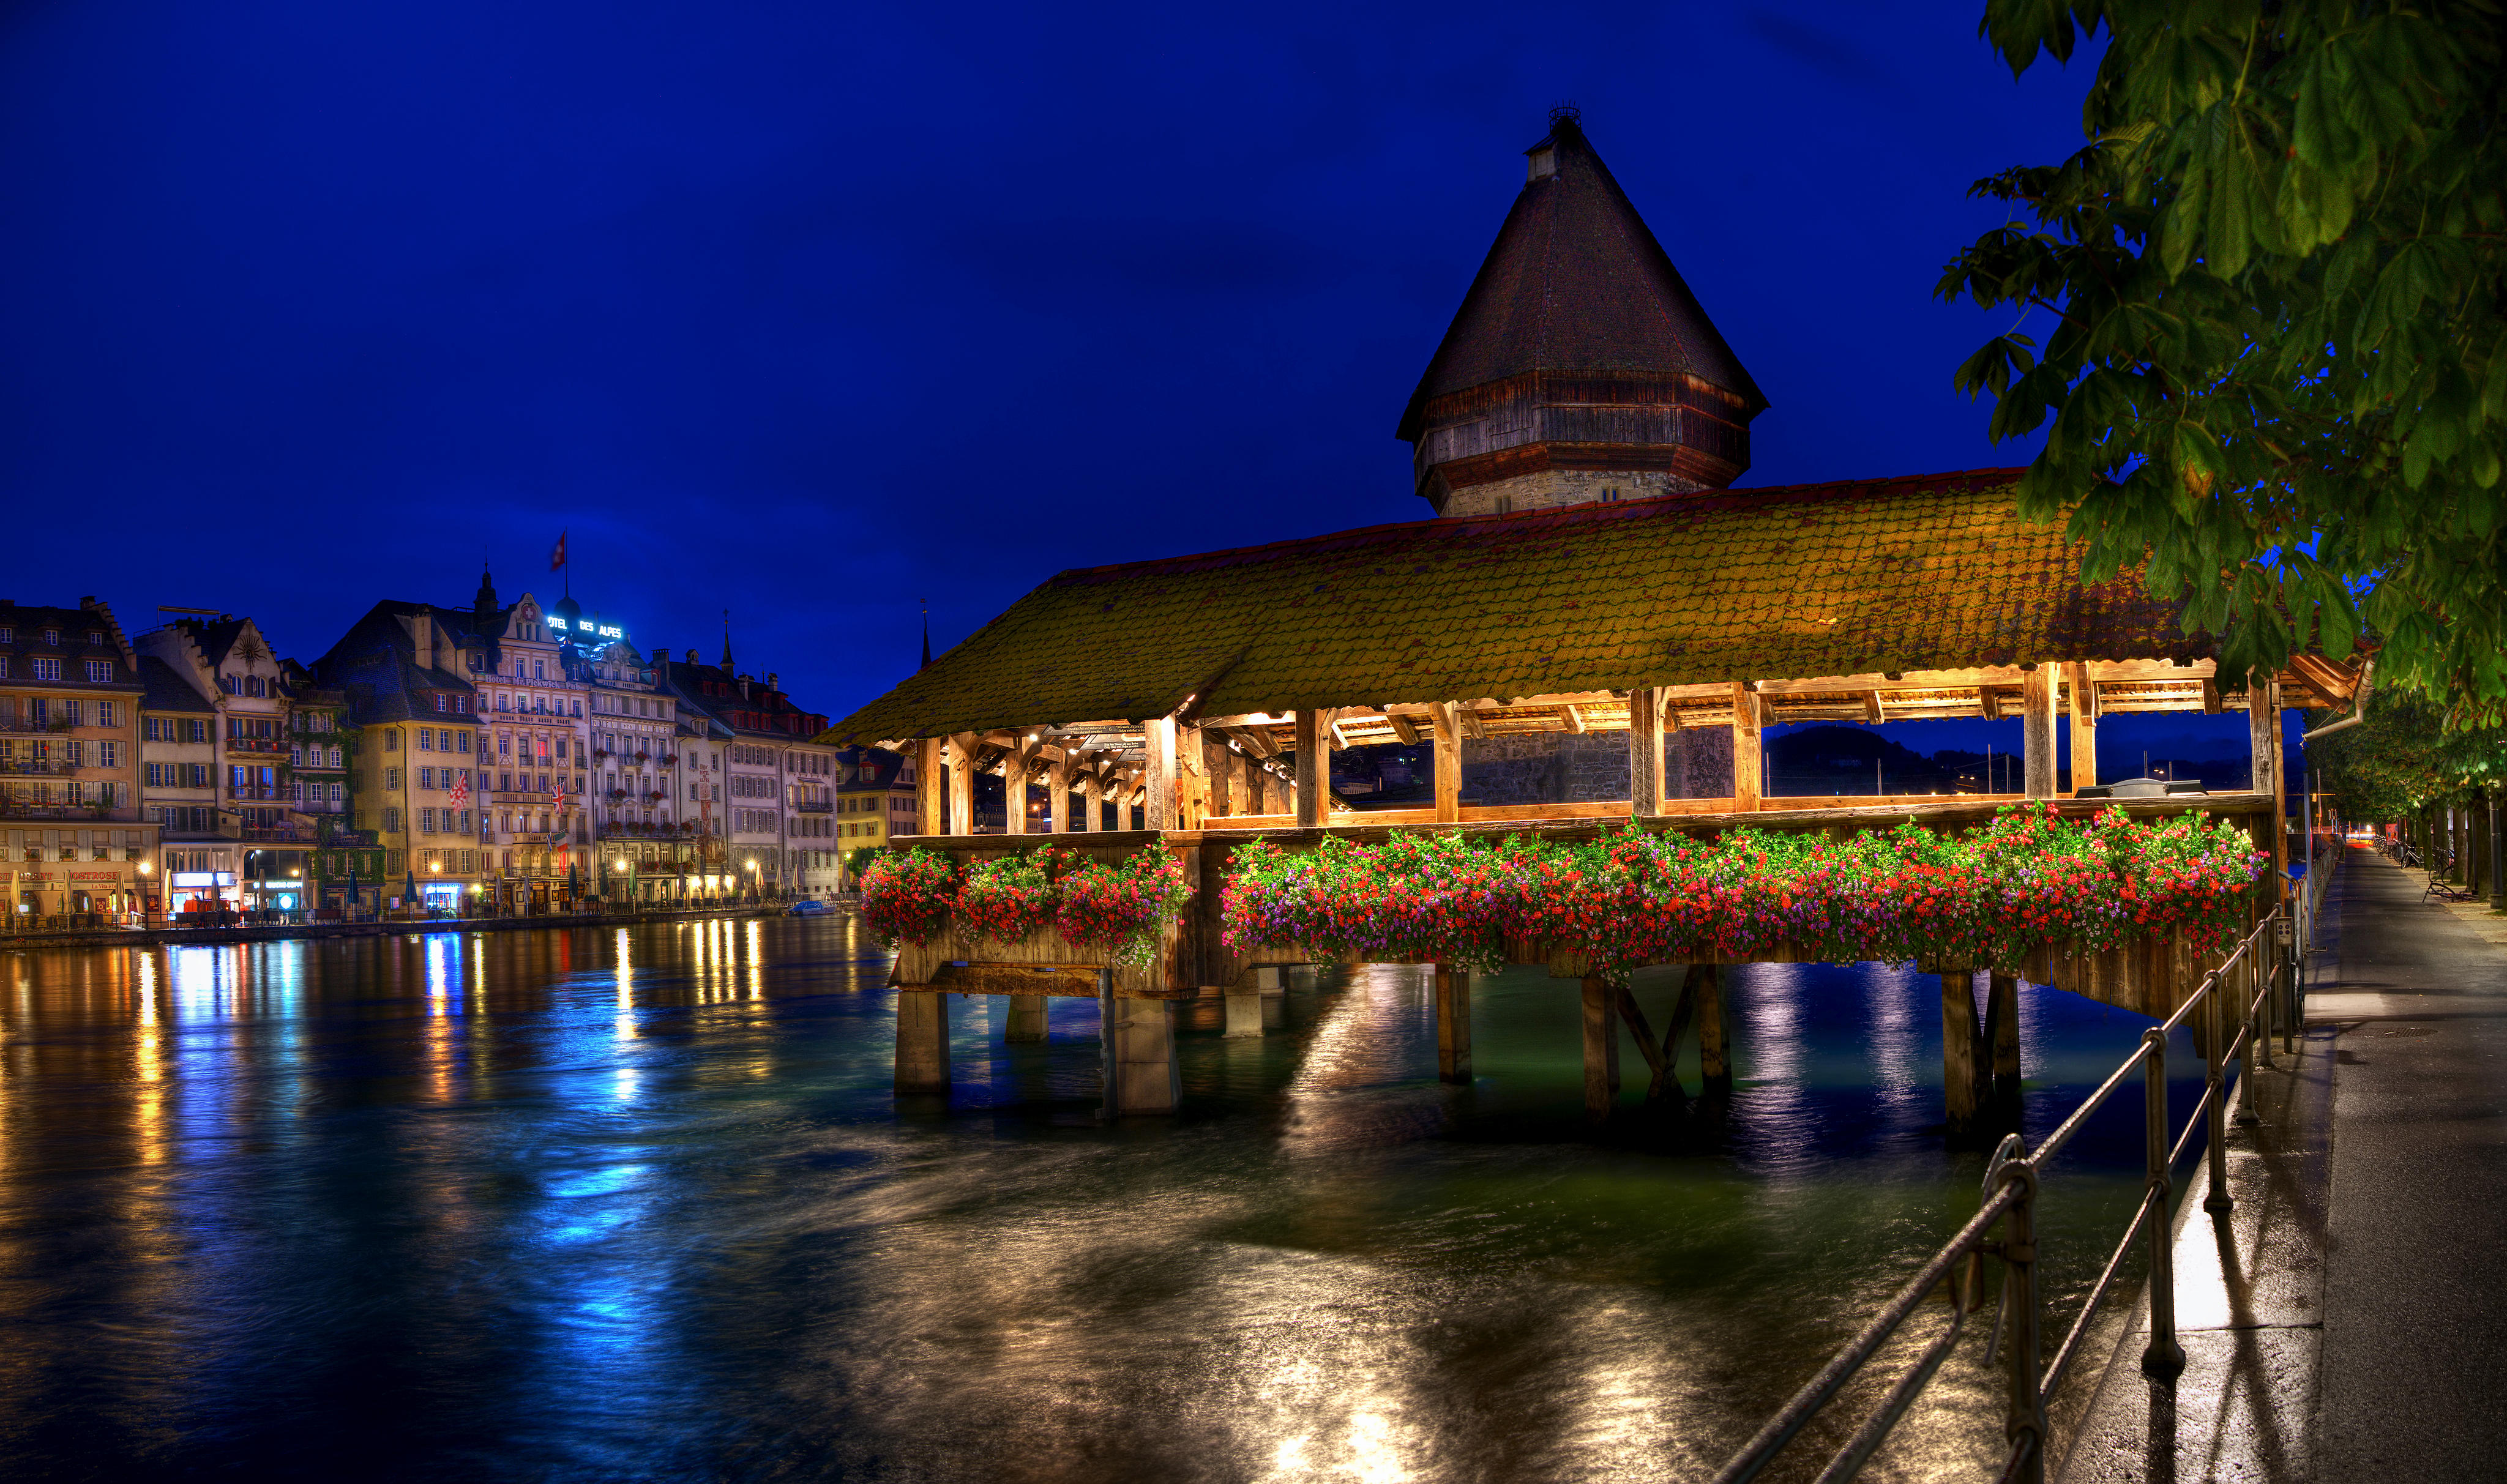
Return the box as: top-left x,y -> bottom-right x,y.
828,473 -> 2359,1130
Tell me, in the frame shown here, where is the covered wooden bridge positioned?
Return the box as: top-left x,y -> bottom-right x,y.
828,469 -> 2360,1124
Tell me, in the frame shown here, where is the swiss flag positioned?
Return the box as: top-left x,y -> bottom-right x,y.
550,531 -> 567,572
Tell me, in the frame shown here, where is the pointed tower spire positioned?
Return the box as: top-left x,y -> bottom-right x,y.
475,562 -> 498,616
720,609 -> 734,671
1399,108 -> 1765,516
920,600 -> 931,671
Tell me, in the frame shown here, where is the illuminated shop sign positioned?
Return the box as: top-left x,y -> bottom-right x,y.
549,618 -> 625,639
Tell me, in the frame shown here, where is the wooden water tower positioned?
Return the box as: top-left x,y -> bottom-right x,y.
1398,108 -> 1768,516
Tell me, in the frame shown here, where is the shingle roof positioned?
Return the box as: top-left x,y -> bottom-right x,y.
1397,115 -> 1766,442
137,655 -> 215,713
826,469 -> 2210,745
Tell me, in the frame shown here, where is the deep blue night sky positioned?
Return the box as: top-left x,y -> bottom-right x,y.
3,1 -> 2106,724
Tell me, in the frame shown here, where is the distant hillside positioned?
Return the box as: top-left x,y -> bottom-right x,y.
1766,726 -> 1960,795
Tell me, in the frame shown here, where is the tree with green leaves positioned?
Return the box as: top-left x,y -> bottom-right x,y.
2304,689 -> 2502,819
1945,1 -> 2505,712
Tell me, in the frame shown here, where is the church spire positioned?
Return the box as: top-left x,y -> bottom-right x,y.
1399,108 -> 1765,516
721,609 -> 734,671
475,562 -> 498,616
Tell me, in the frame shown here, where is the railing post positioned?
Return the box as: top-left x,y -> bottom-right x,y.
2253,924 -> 2277,1070
2139,1026 -> 2185,1378
2203,974 -> 2232,1212
2279,914 -> 2298,1056
2002,1159 -> 2047,1483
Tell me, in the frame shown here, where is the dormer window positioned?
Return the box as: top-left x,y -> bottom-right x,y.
1526,146 -> 1556,181
85,630 -> 102,646
42,628 -> 59,646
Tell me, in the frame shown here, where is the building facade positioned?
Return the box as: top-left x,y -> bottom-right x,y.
832,746 -> 919,887
313,602 -> 485,913
134,614 -> 327,911
660,648 -> 835,898
137,653 -> 222,910
461,574 -> 594,908
0,598 -> 157,916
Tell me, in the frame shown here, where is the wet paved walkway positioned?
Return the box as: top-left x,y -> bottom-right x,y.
2061,846 -> 2507,1482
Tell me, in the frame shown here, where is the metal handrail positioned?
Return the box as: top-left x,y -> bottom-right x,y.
1713,895 -> 2305,1483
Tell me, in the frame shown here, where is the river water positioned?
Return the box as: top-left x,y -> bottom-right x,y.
0,915 -> 2203,1482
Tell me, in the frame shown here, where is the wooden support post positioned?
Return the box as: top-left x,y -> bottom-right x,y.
1005,994 -> 1048,1044
894,991 -> 949,1095
946,735 -> 977,836
1003,744 -> 1031,837
1697,963 -> 1730,1091
2251,672 -> 2287,898
1664,702 -> 1687,802
1639,966 -> 1702,1102
1941,969 -> 1982,1139
1432,703 -> 1461,824
1293,709 -> 1323,828
2022,665 -> 2057,799
917,737 -> 944,836
1987,972 -> 2020,1102
1076,771 -> 1099,833
1435,965 -> 1471,1083
1048,753 -> 1071,833
1109,998 -> 1180,1114
2066,662 -> 2097,794
1627,685 -> 1664,818
1580,975 -> 1619,1120
1202,733 -> 1231,820
1146,717 -> 1178,834
1730,684 -> 1763,811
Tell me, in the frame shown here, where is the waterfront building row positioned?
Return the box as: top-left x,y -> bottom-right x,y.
4,573 -> 837,918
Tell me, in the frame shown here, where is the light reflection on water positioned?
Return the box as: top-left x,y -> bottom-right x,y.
0,920 -> 2205,1482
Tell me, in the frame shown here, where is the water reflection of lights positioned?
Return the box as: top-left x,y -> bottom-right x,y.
614,928 -> 638,1041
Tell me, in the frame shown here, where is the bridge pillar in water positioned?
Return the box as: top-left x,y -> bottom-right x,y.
1435,965 -> 1471,1083
1110,999 -> 1180,1114
895,992 -> 950,1096
1580,977 -> 1620,1120
1986,972 -> 2021,1103
1696,964 -> 1732,1093
1224,989 -> 1264,1037
1005,995 -> 1048,1043
1940,969 -> 1984,1139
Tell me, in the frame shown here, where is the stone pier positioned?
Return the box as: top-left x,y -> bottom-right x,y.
1109,999 -> 1180,1114
1004,994 -> 1048,1043
895,992 -> 950,1095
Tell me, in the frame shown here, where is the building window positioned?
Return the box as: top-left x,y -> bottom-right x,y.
42,628 -> 59,645
384,809 -> 402,833
420,808 -> 436,833
187,719 -> 206,744
386,729 -> 400,751
31,658 -> 60,681
84,660 -> 111,682
417,729 -> 434,751
97,702 -> 118,727
385,767 -> 400,790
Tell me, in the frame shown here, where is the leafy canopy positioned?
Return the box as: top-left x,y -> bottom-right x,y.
2308,688 -> 2507,817
1943,0 -> 2505,710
